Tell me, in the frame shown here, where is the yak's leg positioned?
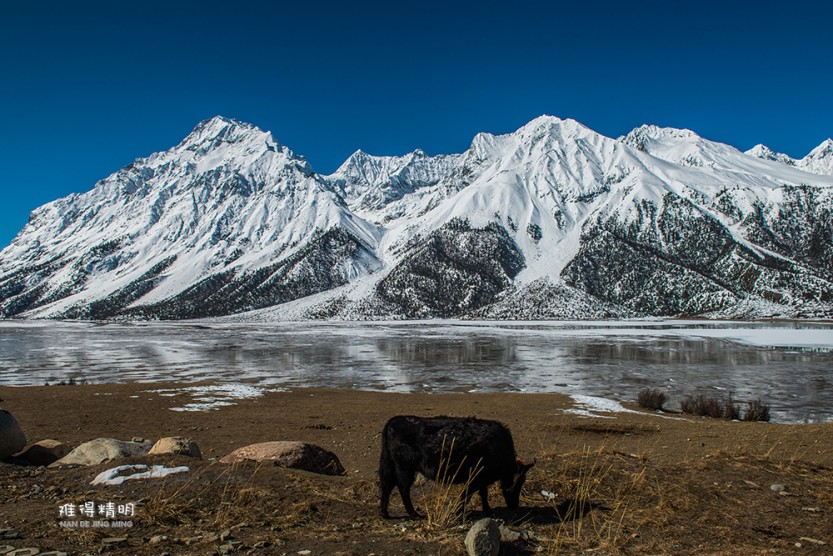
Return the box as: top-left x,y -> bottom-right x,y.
478,486 -> 492,516
397,469 -> 422,518
379,455 -> 397,518
380,478 -> 395,519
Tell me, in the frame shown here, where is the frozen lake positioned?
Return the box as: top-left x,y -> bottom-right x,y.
1,319 -> 832,423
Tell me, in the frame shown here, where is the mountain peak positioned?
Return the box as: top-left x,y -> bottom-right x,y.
806,138 -> 833,159
745,143 -> 795,165
746,144 -> 774,157
179,116 -> 277,151
516,114 -> 588,137
622,124 -> 700,150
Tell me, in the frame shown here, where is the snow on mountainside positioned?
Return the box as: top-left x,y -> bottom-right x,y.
745,139 -> 833,176
2,115 -> 833,321
0,117 -> 382,319
800,139 -> 833,175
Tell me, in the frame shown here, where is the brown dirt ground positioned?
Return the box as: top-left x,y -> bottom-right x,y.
0,382 -> 832,555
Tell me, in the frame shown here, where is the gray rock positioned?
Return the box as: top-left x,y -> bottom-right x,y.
6,548 -> 39,556
148,436 -> 202,459
18,439 -> 69,466
0,409 -> 26,460
0,529 -> 20,540
499,523 -> 523,543
218,441 -> 345,476
465,518 -> 501,556
770,483 -> 786,493
49,438 -> 153,467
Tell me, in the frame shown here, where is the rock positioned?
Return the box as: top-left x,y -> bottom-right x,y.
6,548 -> 39,556
498,523 -> 523,543
770,483 -> 786,493
465,518 -> 501,556
18,439 -> 69,466
0,409 -> 26,460
218,441 -> 345,476
148,437 -> 202,459
49,438 -> 153,467
0,529 -> 20,540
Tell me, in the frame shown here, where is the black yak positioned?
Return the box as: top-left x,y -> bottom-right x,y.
379,415 -> 534,518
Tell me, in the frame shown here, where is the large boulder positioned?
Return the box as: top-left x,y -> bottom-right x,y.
17,439 -> 69,466
50,438 -> 153,467
0,409 -> 26,460
219,441 -> 345,476
148,436 -> 202,459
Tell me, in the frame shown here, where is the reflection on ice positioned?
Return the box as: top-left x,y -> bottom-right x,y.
0,320 -> 831,423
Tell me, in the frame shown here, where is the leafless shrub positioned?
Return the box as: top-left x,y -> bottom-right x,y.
743,399 -> 771,422
637,388 -> 668,411
680,393 -> 739,420
681,394 -> 721,418
723,392 -> 741,421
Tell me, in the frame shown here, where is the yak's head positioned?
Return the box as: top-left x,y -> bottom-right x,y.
501,459 -> 535,509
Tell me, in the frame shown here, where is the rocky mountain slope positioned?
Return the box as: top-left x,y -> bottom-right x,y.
1,116 -> 831,320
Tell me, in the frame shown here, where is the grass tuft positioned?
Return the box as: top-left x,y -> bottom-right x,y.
422,436 -> 483,530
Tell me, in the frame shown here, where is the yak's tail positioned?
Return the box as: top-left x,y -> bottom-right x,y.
378,420 -> 396,486
378,419 -> 398,518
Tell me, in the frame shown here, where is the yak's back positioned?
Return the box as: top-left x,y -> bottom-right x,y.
382,415 -> 516,468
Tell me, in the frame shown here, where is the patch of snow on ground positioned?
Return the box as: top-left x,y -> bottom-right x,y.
91,464 -> 190,486
566,394 -> 640,418
144,384 -> 281,412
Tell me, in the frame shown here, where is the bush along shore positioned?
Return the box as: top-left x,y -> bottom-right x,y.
0,382 -> 831,555
637,387 -> 771,422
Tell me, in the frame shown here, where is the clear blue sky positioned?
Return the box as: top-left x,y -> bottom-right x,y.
1,0 -> 831,248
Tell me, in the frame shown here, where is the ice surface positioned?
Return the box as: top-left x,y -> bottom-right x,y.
1,320 -> 831,423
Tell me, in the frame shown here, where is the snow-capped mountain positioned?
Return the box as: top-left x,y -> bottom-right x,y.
0,116 -> 382,319
746,139 -> 833,176
2,115 -> 832,321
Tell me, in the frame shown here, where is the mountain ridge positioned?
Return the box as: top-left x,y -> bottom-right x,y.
1,115 -> 832,321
